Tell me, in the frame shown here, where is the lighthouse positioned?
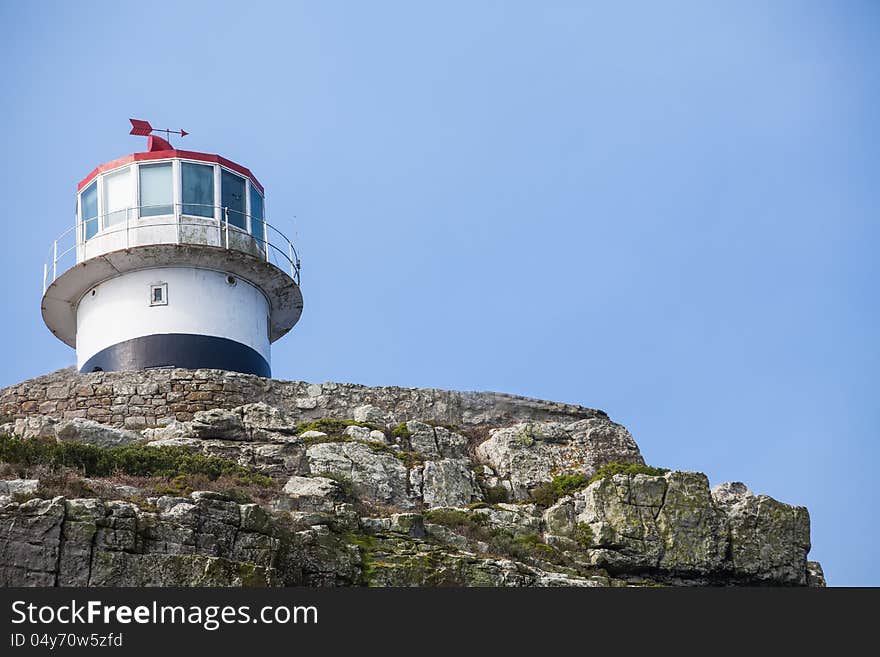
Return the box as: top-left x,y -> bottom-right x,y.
40,121 -> 303,378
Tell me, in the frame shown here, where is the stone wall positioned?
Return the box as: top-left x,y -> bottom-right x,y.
0,368 -> 605,431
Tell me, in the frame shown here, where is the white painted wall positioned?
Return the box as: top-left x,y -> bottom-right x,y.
75,266 -> 271,368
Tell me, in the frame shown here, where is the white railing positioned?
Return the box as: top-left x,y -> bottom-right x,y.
43,204 -> 301,293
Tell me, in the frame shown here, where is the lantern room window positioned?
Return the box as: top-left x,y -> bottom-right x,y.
103,167 -> 131,227
250,185 -> 265,244
139,163 -> 173,217
81,181 -> 98,240
182,162 -> 214,217
221,170 -> 247,231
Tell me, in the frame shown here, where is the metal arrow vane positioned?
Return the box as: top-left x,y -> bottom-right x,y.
129,118 -> 189,143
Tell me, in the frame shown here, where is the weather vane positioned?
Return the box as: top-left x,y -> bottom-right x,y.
129,118 -> 188,146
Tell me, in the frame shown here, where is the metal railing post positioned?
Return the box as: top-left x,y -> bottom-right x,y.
224,207 -> 229,249
43,263 -> 48,295
175,203 -> 181,244
265,222 -> 270,262
288,242 -> 294,278
125,208 -> 130,250
52,241 -> 57,282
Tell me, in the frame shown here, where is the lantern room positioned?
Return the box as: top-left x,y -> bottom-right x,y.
41,131 -> 303,378
78,150 -> 265,240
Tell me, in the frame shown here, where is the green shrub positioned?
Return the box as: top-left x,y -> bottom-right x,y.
529,473 -> 590,507
574,522 -> 594,548
514,532 -> 543,549
146,472 -> 272,503
390,422 -> 411,440
529,483 -> 558,507
514,426 -> 537,447
484,484 -> 509,504
424,508 -> 487,532
426,508 -> 514,553
588,462 -> 669,485
323,473 -> 354,499
551,473 -> 590,496
395,450 -> 423,469
508,533 -> 565,564
13,469 -> 97,500
0,435 -> 274,486
424,509 -> 565,565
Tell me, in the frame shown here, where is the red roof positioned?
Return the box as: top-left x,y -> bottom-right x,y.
77,148 -> 264,194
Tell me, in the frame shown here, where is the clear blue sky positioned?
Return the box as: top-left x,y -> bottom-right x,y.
1,1 -> 877,585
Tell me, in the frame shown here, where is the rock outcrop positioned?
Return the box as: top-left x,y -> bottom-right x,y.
0,368 -> 824,587
0,493 -> 285,587
475,419 -> 643,500
543,472 -> 812,584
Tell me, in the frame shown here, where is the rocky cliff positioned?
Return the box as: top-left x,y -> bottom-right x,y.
0,368 -> 825,587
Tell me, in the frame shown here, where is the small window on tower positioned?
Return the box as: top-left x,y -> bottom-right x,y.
149,283 -> 168,306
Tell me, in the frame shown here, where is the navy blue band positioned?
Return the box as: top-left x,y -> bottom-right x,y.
80,334 -> 271,377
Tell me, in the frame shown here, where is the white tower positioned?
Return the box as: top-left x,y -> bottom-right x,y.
41,122 -> 303,377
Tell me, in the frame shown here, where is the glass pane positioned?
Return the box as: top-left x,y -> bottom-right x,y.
250,185 -> 264,243
139,163 -> 173,217
103,167 -> 131,227
221,169 -> 246,230
182,162 -> 214,217
81,181 -> 98,240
